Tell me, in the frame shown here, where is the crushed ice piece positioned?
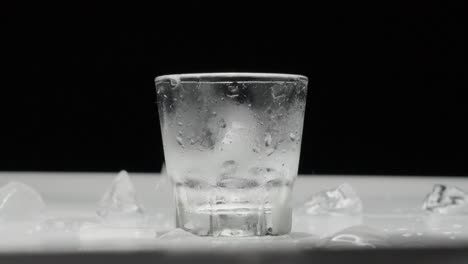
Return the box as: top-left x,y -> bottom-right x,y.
97,170 -> 145,225
0,182 -> 46,222
319,226 -> 389,249
422,184 -> 468,214
297,183 -> 363,215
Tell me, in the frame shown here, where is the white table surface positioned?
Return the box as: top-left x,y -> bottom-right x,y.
0,172 -> 467,253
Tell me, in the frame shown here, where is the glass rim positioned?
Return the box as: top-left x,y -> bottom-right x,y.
155,72 -> 308,83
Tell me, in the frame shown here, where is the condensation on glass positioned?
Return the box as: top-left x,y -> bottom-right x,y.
155,73 -> 308,236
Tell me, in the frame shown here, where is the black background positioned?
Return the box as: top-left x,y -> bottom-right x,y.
1,3 -> 466,175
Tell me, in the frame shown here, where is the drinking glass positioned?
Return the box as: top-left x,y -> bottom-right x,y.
155,73 -> 308,236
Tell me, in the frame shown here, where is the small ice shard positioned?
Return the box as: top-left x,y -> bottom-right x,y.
97,170 -> 145,225
297,183 -> 363,215
0,182 -> 46,222
422,184 -> 468,214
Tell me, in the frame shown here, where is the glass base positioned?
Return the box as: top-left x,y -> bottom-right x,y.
176,203 -> 292,237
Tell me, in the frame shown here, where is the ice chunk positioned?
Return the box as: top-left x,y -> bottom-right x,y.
422,184 -> 468,214
297,183 -> 363,215
97,170 -> 145,225
0,182 -> 46,222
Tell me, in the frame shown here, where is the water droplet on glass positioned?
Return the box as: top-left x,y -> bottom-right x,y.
221,160 -> 238,175
218,119 -> 227,128
289,133 -> 296,141
176,136 -> 184,147
247,104 -> 252,107
266,147 -> 275,156
177,122 -> 183,126
169,77 -> 180,88
264,133 -> 272,147
212,111 -> 217,116
178,130 -> 183,136
271,84 -> 286,100
226,82 -> 240,98
190,138 -> 196,145
221,97 -> 225,101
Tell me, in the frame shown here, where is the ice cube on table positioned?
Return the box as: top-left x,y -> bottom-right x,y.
422,184 -> 468,214
96,170 -> 145,226
0,182 -> 45,223
296,183 -> 363,215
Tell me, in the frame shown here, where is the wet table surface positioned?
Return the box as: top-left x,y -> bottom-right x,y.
0,172 -> 468,263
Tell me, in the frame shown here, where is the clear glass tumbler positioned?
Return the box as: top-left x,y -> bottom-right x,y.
155,73 -> 308,236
